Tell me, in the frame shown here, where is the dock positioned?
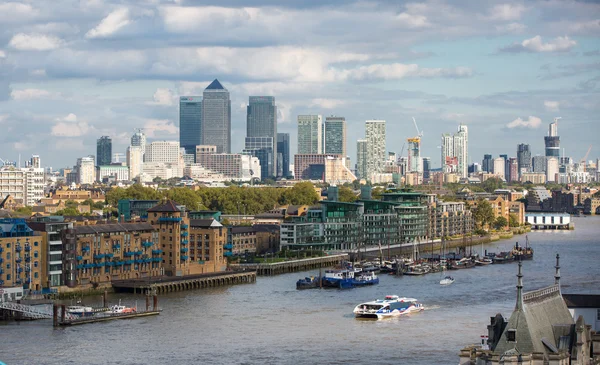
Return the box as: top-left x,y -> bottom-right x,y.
111,271 -> 256,294
230,254 -> 348,276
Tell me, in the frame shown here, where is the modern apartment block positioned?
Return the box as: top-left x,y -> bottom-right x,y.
441,124 -> 468,178
127,145 -> 143,181
297,115 -> 323,154
0,166 -> 45,206
131,129 -> 146,161
0,218 -> 45,290
96,136 -> 112,166
96,165 -> 129,182
76,157 -> 95,185
179,96 -> 203,156
28,219 -> 74,288
356,139 -> 368,180
517,143 -> 531,174
324,116 -> 346,156
196,146 -> 261,181
202,79 -> 231,153
365,120 -> 386,180
145,141 -> 181,164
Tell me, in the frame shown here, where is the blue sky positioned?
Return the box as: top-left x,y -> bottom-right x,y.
0,0 -> 598,169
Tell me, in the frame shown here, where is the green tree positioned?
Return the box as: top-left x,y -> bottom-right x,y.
371,186 -> 384,200
163,187 -> 202,210
338,186 -> 358,202
472,199 -> 494,230
13,206 -> 33,217
494,216 -> 509,230
56,207 -> 80,216
280,182 -> 319,205
105,184 -> 161,206
481,177 -> 505,193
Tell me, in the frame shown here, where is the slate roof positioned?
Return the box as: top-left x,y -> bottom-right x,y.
147,200 -> 180,213
563,294 -> 600,308
252,224 -> 279,233
205,79 -> 225,90
73,223 -> 154,235
190,219 -> 222,228
229,226 -> 255,234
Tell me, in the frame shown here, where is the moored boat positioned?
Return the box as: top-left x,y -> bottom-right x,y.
67,304 -> 94,317
351,272 -> 379,286
296,276 -> 321,290
353,295 -> 424,319
321,269 -> 354,289
107,300 -> 136,314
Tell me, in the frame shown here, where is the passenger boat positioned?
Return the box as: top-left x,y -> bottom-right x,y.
321,269 -> 354,289
107,300 -> 136,314
296,276 -> 321,290
353,295 -> 424,319
351,272 -> 379,286
450,258 -> 476,270
67,303 -> 94,317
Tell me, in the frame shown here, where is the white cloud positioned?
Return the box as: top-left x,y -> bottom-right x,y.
501,35 -> 577,53
9,33 -> 64,51
143,119 -> 178,138
13,141 -> 28,151
147,88 -> 175,106
30,69 -> 46,76
570,19 -> 600,34
496,22 -> 526,34
86,8 -> 131,39
310,98 -> 346,109
62,113 -> 78,123
347,63 -> 473,81
0,50 -> 5,58
506,116 -> 542,129
160,6 -> 260,33
396,12 -> 430,28
544,101 -> 560,112
11,88 -> 59,100
489,4 -> 527,21
0,2 -> 37,23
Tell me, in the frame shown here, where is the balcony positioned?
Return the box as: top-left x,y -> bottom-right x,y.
181,255 -> 189,261
181,232 -> 189,237
105,262 -> 114,267
97,262 -> 106,267
15,257 -> 22,264
25,256 -> 31,263
112,243 -> 121,250
135,259 -> 143,264
181,240 -> 188,245
94,254 -> 105,260
25,246 -> 31,252
76,264 -> 84,270
181,224 -> 189,229
180,247 -> 189,253
82,246 -> 90,252
134,250 -> 143,256
224,251 -> 233,257
76,255 -> 83,261
106,253 -> 114,258
17,267 -> 23,273
0,258 -> 3,264
158,217 -> 182,223
152,257 -> 162,263
15,246 -> 22,252
124,260 -> 134,265
142,241 -> 153,248
143,258 -> 152,264
151,249 -> 162,255
224,244 -> 233,250
115,261 -> 124,266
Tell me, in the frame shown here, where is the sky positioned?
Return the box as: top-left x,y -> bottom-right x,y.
0,0 -> 598,169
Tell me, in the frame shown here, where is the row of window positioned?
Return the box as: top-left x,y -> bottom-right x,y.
0,241 -> 40,248
5,252 -> 39,259
3,272 -> 39,280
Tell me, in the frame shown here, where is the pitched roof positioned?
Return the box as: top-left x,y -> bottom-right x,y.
190,219 -> 222,228
205,79 -> 225,90
230,226 -> 255,234
148,200 -> 180,213
251,224 -> 279,233
73,222 -> 155,235
563,293 -> 600,308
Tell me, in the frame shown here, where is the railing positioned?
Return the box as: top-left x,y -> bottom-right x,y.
181,232 -> 189,237
0,301 -> 54,320
224,244 -> 233,250
158,217 -> 182,223
151,249 -> 162,255
181,224 -> 189,229
181,247 -> 189,253
142,242 -> 153,248
181,255 -> 189,261
94,254 -> 105,260
181,240 -> 188,245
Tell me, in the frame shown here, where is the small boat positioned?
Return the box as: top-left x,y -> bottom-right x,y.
353,295 -> 424,319
67,303 -> 94,317
296,276 -> 321,290
439,275 -> 455,285
352,272 -> 379,286
492,251 -> 513,264
512,238 -> 534,261
450,258 -> 476,270
321,269 -> 354,289
475,257 -> 493,266
107,300 -> 136,314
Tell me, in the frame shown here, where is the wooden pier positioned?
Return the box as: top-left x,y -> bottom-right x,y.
111,271 -> 256,294
230,254 -> 349,276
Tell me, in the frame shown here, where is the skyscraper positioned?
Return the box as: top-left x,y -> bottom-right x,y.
407,137 -> 422,174
243,137 -> 274,179
246,96 -> 277,178
127,146 -> 143,181
517,143 -> 531,174
179,96 -> 202,156
131,129 -> 146,161
96,136 -> 112,166
365,120 -> 386,179
297,115 -> 322,154
532,156 -> 547,173
324,116 -> 346,156
277,133 -> 290,178
508,158 -> 519,182
202,79 -> 231,153
356,139 -> 368,179
482,154 -> 494,173
544,118 -> 560,158
546,157 -> 559,182
422,157 -> 431,180
440,124 -> 468,178
493,157 -> 505,179
500,154 -> 509,182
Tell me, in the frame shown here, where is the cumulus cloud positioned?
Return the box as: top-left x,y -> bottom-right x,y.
570,19 -> 600,34
488,4 -> 527,21
147,88 -> 175,106
310,98 -> 345,109
396,12 -> 430,28
0,2 -> 37,23
500,35 -> 577,53
506,116 -> 542,129
347,63 -> 473,81
51,113 -> 93,137
143,119 -> 178,138
86,8 -> 131,39
9,33 -> 64,51
11,88 -> 60,100
544,101 -> 560,112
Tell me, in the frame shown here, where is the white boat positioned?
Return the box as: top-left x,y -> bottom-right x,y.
439,275 -> 455,285
67,304 -> 94,317
353,295 -> 424,319
107,300 -> 136,314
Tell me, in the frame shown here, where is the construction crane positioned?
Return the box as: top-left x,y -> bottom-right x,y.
412,117 -> 423,138
580,145 -> 592,172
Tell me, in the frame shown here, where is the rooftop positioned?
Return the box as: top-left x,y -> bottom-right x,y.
73,222 -> 155,235
147,200 -> 180,213
562,293 -> 600,308
190,219 -> 223,228
205,79 -> 225,90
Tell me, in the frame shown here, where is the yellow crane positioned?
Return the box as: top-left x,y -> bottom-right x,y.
580,145 -> 592,172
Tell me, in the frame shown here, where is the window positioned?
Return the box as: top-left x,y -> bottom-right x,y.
34,241 -> 39,246
6,243 -> 9,248
7,274 -> 10,280
6,253 -> 10,259
34,272 -> 39,278
34,251 -> 39,258
34,261 -> 39,268
506,329 -> 516,342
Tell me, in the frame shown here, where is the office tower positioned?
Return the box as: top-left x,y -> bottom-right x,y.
179,96 -> 202,156
29,155 -> 40,168
532,156 -> 547,173
441,124 -> 468,177
356,139 -> 368,180
544,119 -> 560,158
546,157 -> 559,182
277,133 -> 290,178
482,154 -> 494,173
243,137 -> 274,179
493,158 -> 505,178
131,129 -> 146,161
96,136 -> 112,166
499,154 -> 509,182
422,157 -> 431,180
247,96 -> 277,178
324,116 -> 346,155
127,146 -> 143,181
145,141 -> 181,164
297,115 -> 322,154
508,158 -> 519,182
517,143 -> 531,174
468,163 -> 482,174
365,120 -> 386,179
202,79 -> 231,153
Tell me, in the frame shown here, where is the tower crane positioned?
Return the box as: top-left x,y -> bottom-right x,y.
580,145 -> 592,172
412,117 -> 423,138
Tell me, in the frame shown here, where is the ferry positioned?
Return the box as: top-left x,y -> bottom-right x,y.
353,295 -> 424,319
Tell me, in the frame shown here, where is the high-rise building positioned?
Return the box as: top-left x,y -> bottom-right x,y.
243,137 -> 274,179
422,157 -> 431,180
0,167 -> 45,206
493,157 -> 505,179
544,119 -> 560,158
365,120 -> 386,179
441,124 -> 468,178
517,143 -> 531,174
277,133 -> 290,178
500,154 -> 509,182
508,158 -> 519,182
482,154 -> 494,173
131,129 -> 146,161
407,137 -> 422,175
202,79 -> 231,153
324,116 -> 346,156
30,155 -> 40,168
247,96 -> 277,177
546,157 -> 559,182
77,156 -> 95,185
127,146 -> 143,181
297,115 -> 322,154
145,141 -> 181,164
356,139 -> 368,180
179,96 -> 202,156
532,156 -> 547,173
96,136 -> 112,166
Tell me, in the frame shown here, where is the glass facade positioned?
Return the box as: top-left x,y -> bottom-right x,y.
243,137 -> 274,179
202,79 -> 231,153
277,133 -> 290,178
247,96 -> 277,177
324,117 -> 346,155
297,115 -> 322,154
96,136 -> 112,166
179,96 -> 202,156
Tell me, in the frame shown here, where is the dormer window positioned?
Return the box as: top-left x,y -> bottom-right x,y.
506,329 -> 516,342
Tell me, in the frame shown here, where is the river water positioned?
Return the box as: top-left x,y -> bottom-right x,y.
1,217 -> 599,365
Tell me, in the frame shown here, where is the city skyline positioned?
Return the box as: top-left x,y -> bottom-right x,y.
0,1 -> 598,168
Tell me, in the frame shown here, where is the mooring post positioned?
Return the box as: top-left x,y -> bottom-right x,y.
60,304 -> 66,323
53,304 -> 58,327
145,294 -> 150,311
153,295 -> 158,311
103,290 -> 107,308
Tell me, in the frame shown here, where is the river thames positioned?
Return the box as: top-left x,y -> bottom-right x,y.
1,216 -> 599,365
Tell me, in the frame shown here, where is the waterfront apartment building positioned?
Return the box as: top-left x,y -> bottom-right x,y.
179,96 -> 202,156
117,199 -> 160,221
297,115 -> 323,154
28,219 -> 73,288
324,116 -> 346,156
202,79 -> 231,153
429,201 -> 473,239
365,120 -> 386,180
0,166 -> 45,207
227,226 -> 257,256
276,133 -> 291,178
0,218 -> 46,290
96,136 -> 112,166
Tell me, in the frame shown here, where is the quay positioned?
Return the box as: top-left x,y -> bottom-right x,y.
230,254 -> 349,276
111,271 -> 256,294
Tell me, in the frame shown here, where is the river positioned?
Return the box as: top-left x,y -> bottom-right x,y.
1,216 -> 599,365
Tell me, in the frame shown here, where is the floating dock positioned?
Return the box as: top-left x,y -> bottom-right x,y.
230,254 -> 349,276
112,271 -> 256,294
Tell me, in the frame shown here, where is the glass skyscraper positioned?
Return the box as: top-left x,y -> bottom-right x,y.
324,116 -> 346,156
247,96 -> 277,178
277,133 -> 290,178
202,79 -> 231,153
96,136 -> 112,166
179,96 -> 202,156
297,115 -> 322,154
243,137 -> 274,179
517,143 -> 532,173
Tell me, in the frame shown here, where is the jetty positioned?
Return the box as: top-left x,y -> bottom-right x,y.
111,271 -> 256,294
230,254 -> 348,276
